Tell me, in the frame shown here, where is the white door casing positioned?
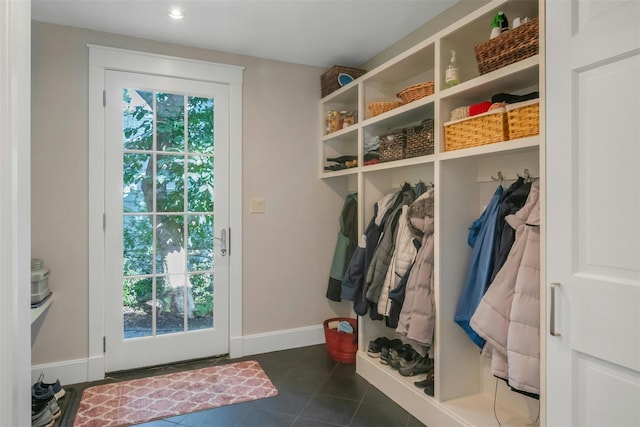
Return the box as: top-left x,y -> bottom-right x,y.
546,1 -> 640,426
88,46 -> 243,379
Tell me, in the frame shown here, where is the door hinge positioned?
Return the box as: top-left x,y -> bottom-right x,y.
228,227 -> 231,256
103,90 -> 106,107
103,336 -> 106,353
103,213 -> 106,231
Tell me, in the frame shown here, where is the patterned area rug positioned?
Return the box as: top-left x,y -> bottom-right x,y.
73,360 -> 278,427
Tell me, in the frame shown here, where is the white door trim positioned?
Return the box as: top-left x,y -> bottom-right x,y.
0,0 -> 31,425
88,45 -> 244,380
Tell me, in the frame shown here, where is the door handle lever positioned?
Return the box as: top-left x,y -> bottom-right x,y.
214,228 -> 227,256
550,282 -> 560,336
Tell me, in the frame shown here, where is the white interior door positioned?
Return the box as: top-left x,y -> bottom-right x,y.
546,1 -> 640,425
104,70 -> 230,372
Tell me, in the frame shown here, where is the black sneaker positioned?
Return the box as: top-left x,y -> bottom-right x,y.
414,371 -> 435,388
367,337 -> 390,358
389,344 -> 417,370
33,374 -> 65,400
379,339 -> 403,365
399,356 -> 434,377
32,386 -> 61,420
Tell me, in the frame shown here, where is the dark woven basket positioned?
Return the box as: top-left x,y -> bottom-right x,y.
474,17 -> 539,75
379,130 -> 406,162
321,65 -> 367,98
324,318 -> 358,364
405,119 -> 434,158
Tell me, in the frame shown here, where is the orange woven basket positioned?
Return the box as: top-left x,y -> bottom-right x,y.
323,318 -> 358,364
397,81 -> 435,104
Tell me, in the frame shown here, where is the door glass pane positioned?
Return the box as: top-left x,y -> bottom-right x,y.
123,153 -> 152,213
188,155 -> 213,212
156,214 -> 185,275
121,88 -> 214,339
188,214 -> 213,272
123,215 -> 153,276
188,96 -> 213,154
156,275 -> 185,335
156,93 -> 185,152
123,277 -> 153,338
123,89 -> 153,151
189,273 -> 213,331
156,154 -> 185,212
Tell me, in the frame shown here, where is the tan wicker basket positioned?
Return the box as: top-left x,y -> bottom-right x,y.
474,17 -> 539,75
367,100 -> 402,118
444,108 -> 509,151
397,81 -> 435,104
379,130 -> 405,162
405,119 -> 434,158
321,65 -> 367,98
506,99 -> 539,140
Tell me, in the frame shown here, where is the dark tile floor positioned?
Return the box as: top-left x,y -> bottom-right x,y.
57,344 -> 427,427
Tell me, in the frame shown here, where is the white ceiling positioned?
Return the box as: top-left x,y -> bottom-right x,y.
31,0 -> 460,68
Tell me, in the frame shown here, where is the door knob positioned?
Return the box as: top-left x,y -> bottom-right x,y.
213,228 -> 227,256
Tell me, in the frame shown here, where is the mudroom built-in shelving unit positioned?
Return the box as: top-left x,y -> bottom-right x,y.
319,0 -> 544,426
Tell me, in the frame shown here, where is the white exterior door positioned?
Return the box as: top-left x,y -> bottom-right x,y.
546,1 -> 640,425
104,70 -> 230,372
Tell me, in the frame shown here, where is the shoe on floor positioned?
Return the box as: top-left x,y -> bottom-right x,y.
399,355 -> 434,377
414,368 -> 435,387
367,337 -> 390,358
33,374 -> 65,400
379,339 -> 403,365
32,387 -> 61,420
31,399 -> 54,427
389,344 -> 417,370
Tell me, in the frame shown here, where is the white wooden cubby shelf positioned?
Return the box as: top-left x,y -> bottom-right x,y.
319,0 -> 544,425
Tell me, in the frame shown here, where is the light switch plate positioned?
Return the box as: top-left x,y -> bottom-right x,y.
250,198 -> 265,214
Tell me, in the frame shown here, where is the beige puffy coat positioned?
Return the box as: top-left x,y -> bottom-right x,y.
396,190 -> 435,357
377,205 -> 418,316
470,181 -> 540,395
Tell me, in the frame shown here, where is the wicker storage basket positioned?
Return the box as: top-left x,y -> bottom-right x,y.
379,129 -> 406,162
474,17 -> 539,75
405,119 -> 435,158
444,108 -> 509,151
367,100 -> 402,118
324,318 -> 357,364
397,81 -> 435,104
506,99 -> 540,140
321,65 -> 367,98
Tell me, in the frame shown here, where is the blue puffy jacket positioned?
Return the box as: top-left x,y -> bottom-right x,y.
454,185 -> 503,348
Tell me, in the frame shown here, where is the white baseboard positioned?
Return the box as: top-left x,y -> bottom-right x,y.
32,324 -> 325,385
31,358 -> 90,387
240,324 -> 325,357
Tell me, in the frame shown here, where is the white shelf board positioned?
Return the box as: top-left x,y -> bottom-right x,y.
31,296 -> 53,324
442,393 -> 540,427
356,352 -> 466,427
357,351 -> 540,427
438,136 -> 540,161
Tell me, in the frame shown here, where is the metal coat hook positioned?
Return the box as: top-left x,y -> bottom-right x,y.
491,171 -> 504,182
517,168 -> 538,182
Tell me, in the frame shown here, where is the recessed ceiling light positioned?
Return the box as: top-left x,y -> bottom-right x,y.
168,8 -> 184,20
